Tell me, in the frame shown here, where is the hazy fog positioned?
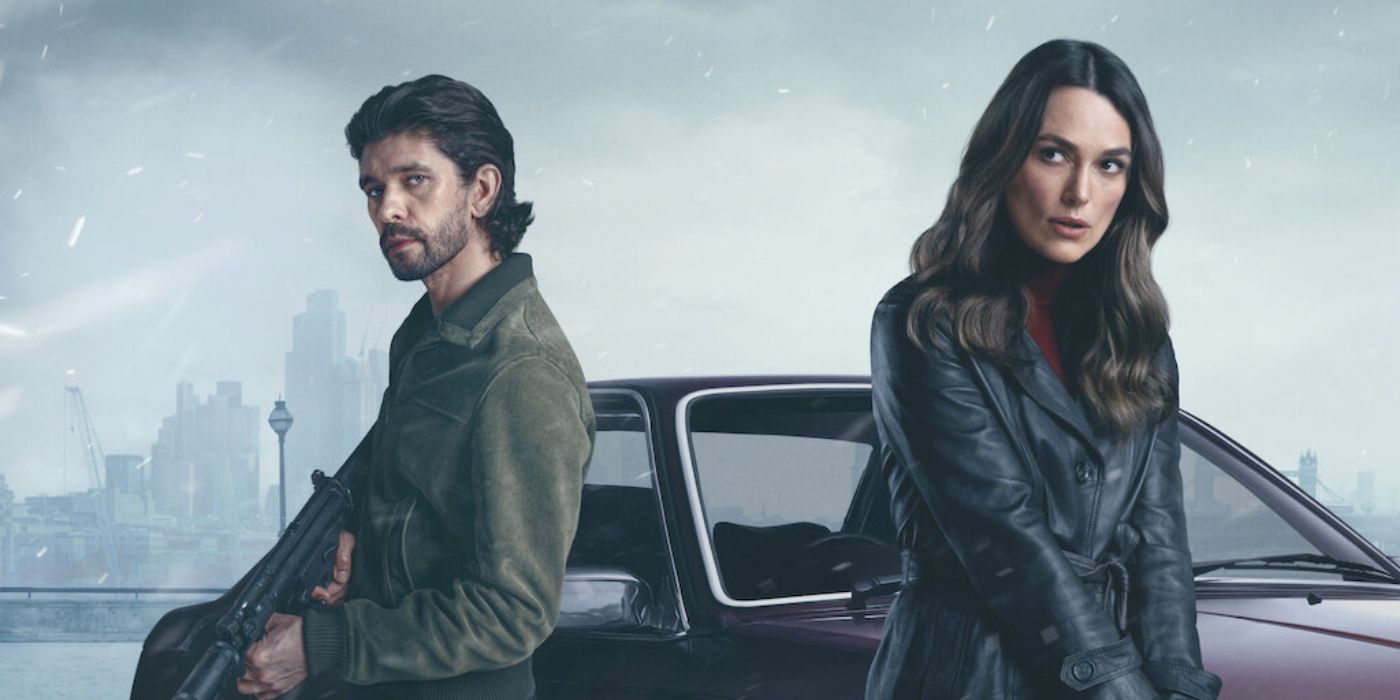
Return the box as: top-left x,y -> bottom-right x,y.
2,1 -> 1398,513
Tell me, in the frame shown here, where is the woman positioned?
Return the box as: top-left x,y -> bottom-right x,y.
866,40 -> 1222,700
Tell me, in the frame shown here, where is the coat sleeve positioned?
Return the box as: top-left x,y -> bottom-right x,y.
870,301 -> 1155,697
1126,340 -> 1223,700
304,356 -> 594,683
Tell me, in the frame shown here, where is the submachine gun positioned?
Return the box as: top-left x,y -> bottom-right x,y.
128,451 -> 359,700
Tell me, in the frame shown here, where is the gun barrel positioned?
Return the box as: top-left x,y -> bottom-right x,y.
171,641 -> 242,700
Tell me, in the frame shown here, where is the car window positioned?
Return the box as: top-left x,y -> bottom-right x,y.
565,391 -> 681,630
690,432 -> 869,531
686,390 -> 899,602
1179,440 -> 1330,578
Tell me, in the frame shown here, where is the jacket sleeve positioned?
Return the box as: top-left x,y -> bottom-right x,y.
870,302 -> 1155,697
305,356 -> 594,683
1126,340 -> 1223,700
342,422 -> 379,537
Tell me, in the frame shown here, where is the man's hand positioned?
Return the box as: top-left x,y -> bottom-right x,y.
237,613 -> 307,700
311,530 -> 355,606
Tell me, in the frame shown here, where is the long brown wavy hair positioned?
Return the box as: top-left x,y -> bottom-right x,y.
907,39 -> 1172,437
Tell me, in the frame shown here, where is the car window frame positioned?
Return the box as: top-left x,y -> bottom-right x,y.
556,387 -> 691,639
677,383 -> 877,609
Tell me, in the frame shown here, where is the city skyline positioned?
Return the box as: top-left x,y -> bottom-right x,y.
2,288 -> 389,509
3,1 -> 1400,532
2,286 -> 1394,518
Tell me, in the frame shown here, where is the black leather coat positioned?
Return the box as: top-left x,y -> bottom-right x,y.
865,279 -> 1222,700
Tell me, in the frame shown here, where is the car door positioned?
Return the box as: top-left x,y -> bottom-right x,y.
534,388 -> 705,700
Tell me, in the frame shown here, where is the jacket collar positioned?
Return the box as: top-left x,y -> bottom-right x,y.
1003,329 -> 1114,465
389,252 -> 534,361
435,252 -> 534,335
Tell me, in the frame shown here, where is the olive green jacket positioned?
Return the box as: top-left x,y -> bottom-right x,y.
303,253 -> 595,700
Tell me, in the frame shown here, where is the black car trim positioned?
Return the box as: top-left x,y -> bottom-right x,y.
1193,552 -> 1398,583
1195,577 -> 1400,598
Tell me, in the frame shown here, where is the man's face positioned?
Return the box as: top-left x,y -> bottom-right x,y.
358,132 -> 473,281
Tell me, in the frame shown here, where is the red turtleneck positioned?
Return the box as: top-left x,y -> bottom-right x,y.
1024,261 -> 1072,385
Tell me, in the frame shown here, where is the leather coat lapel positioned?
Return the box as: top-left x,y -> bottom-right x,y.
1003,329 -> 1112,466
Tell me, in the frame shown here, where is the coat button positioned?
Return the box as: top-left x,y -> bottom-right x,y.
1074,461 -> 1094,484
1071,660 -> 1095,682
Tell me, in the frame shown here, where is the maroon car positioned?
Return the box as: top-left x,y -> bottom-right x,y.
536,376 -> 1400,699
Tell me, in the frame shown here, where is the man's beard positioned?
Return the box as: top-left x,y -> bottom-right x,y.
380,204 -> 472,281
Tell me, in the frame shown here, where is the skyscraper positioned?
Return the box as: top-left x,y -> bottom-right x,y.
283,290 -> 384,512
149,381 -> 260,522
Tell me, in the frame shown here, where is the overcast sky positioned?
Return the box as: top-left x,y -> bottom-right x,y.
2,1 -> 1398,523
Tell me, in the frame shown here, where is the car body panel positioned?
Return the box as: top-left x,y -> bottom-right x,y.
534,377 -> 1400,699
1196,611 -> 1400,699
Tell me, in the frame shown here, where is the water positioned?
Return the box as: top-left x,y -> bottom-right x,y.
0,642 -> 143,700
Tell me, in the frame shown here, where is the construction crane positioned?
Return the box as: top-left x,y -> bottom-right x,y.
63,386 -> 122,585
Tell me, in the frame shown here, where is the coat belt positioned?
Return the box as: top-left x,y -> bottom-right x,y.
901,525 -> 1142,633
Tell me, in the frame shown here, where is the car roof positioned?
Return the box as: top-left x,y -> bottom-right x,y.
588,375 -> 871,405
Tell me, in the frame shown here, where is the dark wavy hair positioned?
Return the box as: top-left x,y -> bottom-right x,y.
907,39 -> 1171,436
345,74 -> 533,257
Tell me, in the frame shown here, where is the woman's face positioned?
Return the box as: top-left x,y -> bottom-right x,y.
1005,86 -> 1133,265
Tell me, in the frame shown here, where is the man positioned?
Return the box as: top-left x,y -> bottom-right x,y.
237,75 -> 595,700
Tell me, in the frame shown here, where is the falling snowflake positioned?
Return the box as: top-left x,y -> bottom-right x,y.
127,166 -> 144,176
985,15 -> 996,30
67,216 -> 87,247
